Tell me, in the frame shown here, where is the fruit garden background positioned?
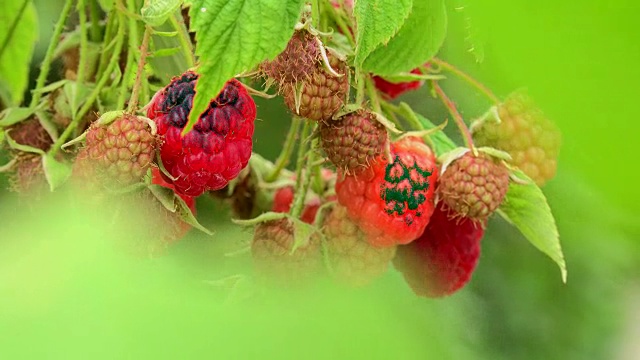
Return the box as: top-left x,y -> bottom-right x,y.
0,0 -> 639,359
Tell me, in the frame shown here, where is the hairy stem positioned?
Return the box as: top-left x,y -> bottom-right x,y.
76,0 -> 89,84
29,0 -> 74,107
89,0 -> 102,42
266,117 -> 302,182
95,7 -> 116,78
432,58 -> 500,105
128,26 -> 151,112
290,121 -> 313,219
365,77 -> 382,114
49,13 -> 126,157
169,13 -> 195,68
432,81 -> 474,150
117,47 -> 135,109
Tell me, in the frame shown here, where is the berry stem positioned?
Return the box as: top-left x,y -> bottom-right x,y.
266,117 -> 302,182
290,121 -> 314,219
117,49 -> 135,110
76,0 -> 89,84
431,58 -> 500,105
29,0 -> 74,108
95,7 -> 117,78
89,0 -> 102,42
127,25 -> 151,113
49,11 -> 126,157
169,13 -> 195,68
365,77 -> 383,114
432,81 -> 475,151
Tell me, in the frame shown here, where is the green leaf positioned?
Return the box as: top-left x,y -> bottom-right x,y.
141,0 -> 183,27
354,0 -> 412,68
175,193 -> 213,235
186,0 -> 305,134
0,0 -> 38,106
0,107 -> 36,127
414,112 -> 457,155
498,170 -> 567,282
42,153 -> 72,191
63,81 -> 91,120
363,0 -> 447,76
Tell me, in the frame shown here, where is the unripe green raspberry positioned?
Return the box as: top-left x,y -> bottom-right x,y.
283,53 -> 349,122
319,109 -> 388,174
323,205 -> 396,287
472,91 -> 561,185
437,152 -> 509,221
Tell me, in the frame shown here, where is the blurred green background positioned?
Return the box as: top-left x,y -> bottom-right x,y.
1,0 -> 638,359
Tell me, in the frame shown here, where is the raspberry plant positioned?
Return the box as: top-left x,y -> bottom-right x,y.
0,0 -> 565,298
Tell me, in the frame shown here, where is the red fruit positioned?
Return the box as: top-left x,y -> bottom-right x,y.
335,136 -> 439,247
271,186 -> 320,224
251,219 -> 323,286
324,205 -> 396,287
373,68 -> 424,100
393,204 -> 485,298
147,71 -> 256,197
319,109 -> 388,174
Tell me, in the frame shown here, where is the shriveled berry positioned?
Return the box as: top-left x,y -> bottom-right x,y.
319,109 -> 388,174
261,30 -> 321,85
147,71 -> 256,197
394,204 -> 485,298
7,118 -> 52,151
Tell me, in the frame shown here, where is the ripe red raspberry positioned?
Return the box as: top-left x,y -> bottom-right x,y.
472,91 -> 561,185
437,152 -> 509,221
282,53 -> 349,122
373,67 -> 425,100
323,205 -> 396,287
261,30 -> 321,85
147,71 -> 256,197
80,114 -> 156,187
251,219 -> 323,287
393,204 -> 485,298
335,136 -> 439,248
319,109 -> 388,174
272,186 -> 320,224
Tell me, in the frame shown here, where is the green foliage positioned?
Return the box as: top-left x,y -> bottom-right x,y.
353,0 -> 412,69
0,0 -> 38,106
186,0 -> 305,135
141,0 -> 183,27
362,0 -> 447,76
41,152 -> 71,191
499,170 -> 567,282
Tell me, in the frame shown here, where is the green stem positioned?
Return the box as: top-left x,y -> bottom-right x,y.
355,72 -> 366,106
365,77 -> 382,114
169,13 -> 195,68
290,121 -> 312,219
266,117 -> 302,182
292,140 -> 317,219
29,0 -> 74,108
128,26 -> 151,112
49,13 -> 126,157
311,0 -> 321,29
432,57 -> 500,105
117,46 -> 135,109
327,1 -> 354,46
76,0 -> 89,84
89,0 -> 102,42
95,7 -> 116,78
432,81 -> 474,150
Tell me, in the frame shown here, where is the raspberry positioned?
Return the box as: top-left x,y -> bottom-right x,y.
147,71 -> 256,197
282,53 -> 349,122
8,154 -> 48,196
335,136 -> 439,247
373,67 -> 425,100
472,91 -> 561,185
323,205 -> 396,287
272,186 -> 320,224
437,152 -> 509,221
261,30 -> 321,85
80,114 -> 156,187
393,204 -> 485,298
251,219 -> 323,286
319,109 -> 388,173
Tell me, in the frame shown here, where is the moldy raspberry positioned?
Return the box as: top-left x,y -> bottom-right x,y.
147,71 -> 256,197
335,136 -> 439,248
437,152 -> 509,221
319,109 -> 388,174
394,204 -> 485,298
